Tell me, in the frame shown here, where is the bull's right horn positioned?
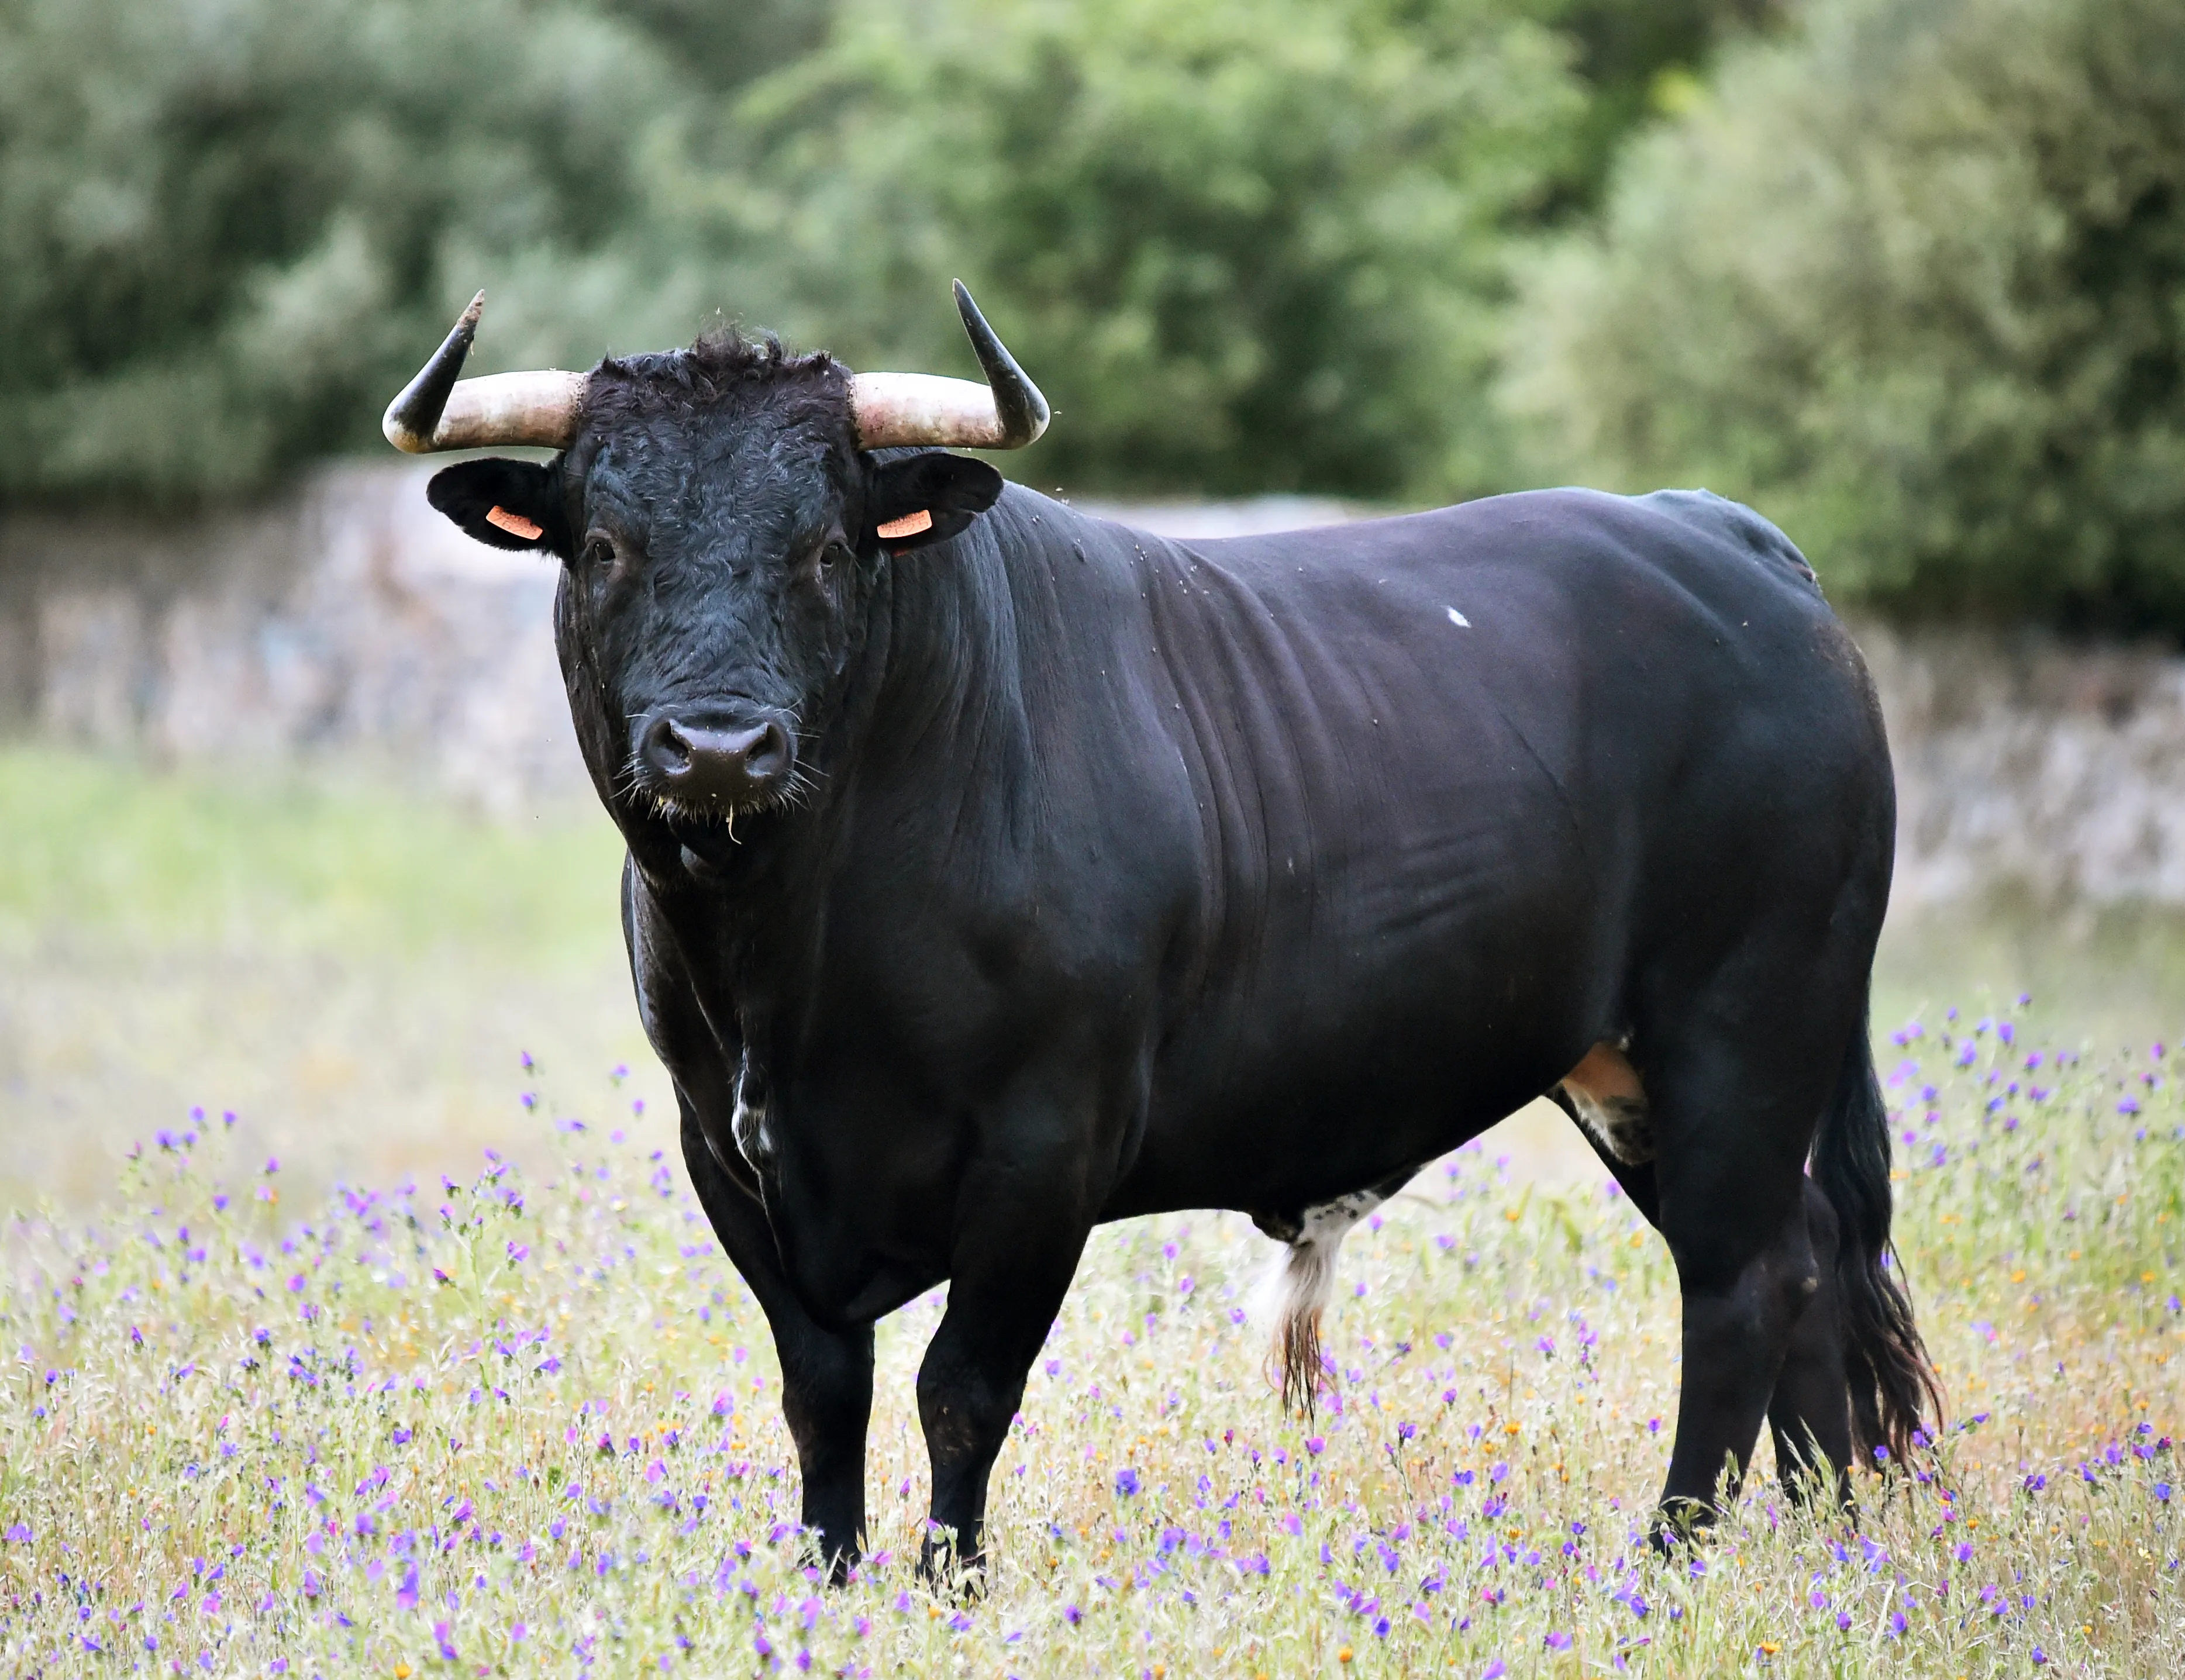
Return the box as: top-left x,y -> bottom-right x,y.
382,292 -> 588,454
846,281 -> 1050,451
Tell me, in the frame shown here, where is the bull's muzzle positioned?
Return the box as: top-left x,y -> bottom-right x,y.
633,709 -> 794,814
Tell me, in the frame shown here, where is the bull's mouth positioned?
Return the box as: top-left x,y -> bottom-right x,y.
659,808 -> 745,877
641,786 -> 791,865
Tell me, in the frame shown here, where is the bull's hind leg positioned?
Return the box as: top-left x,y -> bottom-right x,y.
1553,1099 -> 1853,1512
1765,1178 -> 1854,1507
1642,972 -> 1863,1540
1657,1176 -> 1822,1534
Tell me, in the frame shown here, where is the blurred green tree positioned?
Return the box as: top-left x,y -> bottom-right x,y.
0,0 -> 1766,510
603,0 -> 832,94
1506,0 -> 2185,634
1526,0 -> 1783,213
0,0 -> 792,506
684,0 -> 1591,499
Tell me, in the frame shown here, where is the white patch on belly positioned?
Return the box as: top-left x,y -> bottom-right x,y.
1446,606 -> 1471,627
1256,1190 -> 1384,1415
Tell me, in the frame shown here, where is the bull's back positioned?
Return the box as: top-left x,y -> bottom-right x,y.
1087,487 -> 1886,1213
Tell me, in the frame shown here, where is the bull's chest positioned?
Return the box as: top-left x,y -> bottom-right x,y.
721,1041 -> 966,1317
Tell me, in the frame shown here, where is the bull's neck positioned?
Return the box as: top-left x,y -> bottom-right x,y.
853,485 -> 1197,861
857,492 -> 1056,817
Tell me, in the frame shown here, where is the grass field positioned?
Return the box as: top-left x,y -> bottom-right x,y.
3,744 -> 2184,1675
0,747 -> 670,1213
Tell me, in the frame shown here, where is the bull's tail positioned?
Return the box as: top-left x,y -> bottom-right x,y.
1812,997 -> 1943,1465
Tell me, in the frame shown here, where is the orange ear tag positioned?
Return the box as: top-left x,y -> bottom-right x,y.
485,505 -> 544,541
876,509 -> 933,541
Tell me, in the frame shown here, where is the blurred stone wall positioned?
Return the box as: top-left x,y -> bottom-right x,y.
6,465 -> 2185,905
1862,626 -> 2185,908
0,464 -> 579,815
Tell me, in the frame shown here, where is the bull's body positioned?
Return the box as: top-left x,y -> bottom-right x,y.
402,296 -> 1931,1577
612,483 -> 1903,1564
637,484 -> 1872,1305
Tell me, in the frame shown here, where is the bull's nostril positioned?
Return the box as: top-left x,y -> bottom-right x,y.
642,714 -> 695,777
743,722 -> 791,782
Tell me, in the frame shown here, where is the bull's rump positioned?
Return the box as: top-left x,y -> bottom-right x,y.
1095,487 -> 1889,1214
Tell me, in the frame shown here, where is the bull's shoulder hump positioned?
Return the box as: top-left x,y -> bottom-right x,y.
1622,488 -> 1817,582
1156,487 -> 1737,568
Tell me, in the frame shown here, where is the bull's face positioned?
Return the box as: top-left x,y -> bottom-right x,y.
422,338 -> 1002,857
385,284 -> 1045,869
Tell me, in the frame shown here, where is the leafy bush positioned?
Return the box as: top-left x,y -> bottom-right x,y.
660,0 -> 1594,499
0,0 -> 791,506
0,0 -> 1748,509
1506,0 -> 2185,633
0,0 -> 1783,510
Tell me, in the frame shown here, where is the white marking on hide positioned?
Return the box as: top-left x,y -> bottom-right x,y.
1446,606 -> 1470,627
1562,1085 -> 1654,1164
1257,1191 -> 1384,1413
731,1060 -> 770,1173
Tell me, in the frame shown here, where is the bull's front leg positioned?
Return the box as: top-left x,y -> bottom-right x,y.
632,865 -> 876,1574
679,1106 -> 876,1576
915,1134 -> 1097,1585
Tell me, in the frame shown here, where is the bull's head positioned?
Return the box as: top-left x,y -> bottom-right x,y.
392,284 -> 1046,867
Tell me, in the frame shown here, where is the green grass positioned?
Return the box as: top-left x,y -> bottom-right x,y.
0,746 -> 622,968
0,745 -> 673,1213
1874,892 -> 2185,1062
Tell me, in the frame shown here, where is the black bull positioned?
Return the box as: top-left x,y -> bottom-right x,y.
428,429 -> 1935,1574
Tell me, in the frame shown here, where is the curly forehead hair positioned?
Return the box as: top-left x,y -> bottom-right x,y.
580,328 -> 851,433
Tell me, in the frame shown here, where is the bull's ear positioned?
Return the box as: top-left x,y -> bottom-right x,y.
864,452 -> 1003,551
426,458 -> 571,555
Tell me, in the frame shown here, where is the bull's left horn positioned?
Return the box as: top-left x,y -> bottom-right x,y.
847,281 -> 1050,451
382,292 -> 587,454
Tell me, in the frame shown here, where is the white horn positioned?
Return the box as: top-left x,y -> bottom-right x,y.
847,281 -> 1049,451
849,373 -> 1022,450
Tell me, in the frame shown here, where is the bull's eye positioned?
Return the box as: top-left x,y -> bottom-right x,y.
580,533 -> 616,572
819,536 -> 852,570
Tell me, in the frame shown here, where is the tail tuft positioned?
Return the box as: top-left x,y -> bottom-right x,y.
1258,1229 -> 1343,1419
1813,999 -> 1943,1465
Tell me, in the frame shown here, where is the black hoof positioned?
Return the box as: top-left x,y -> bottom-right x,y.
1648,1498 -> 1715,1557
916,1532 -> 987,1598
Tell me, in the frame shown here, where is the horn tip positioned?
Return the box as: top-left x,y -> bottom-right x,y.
381,413 -> 429,454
